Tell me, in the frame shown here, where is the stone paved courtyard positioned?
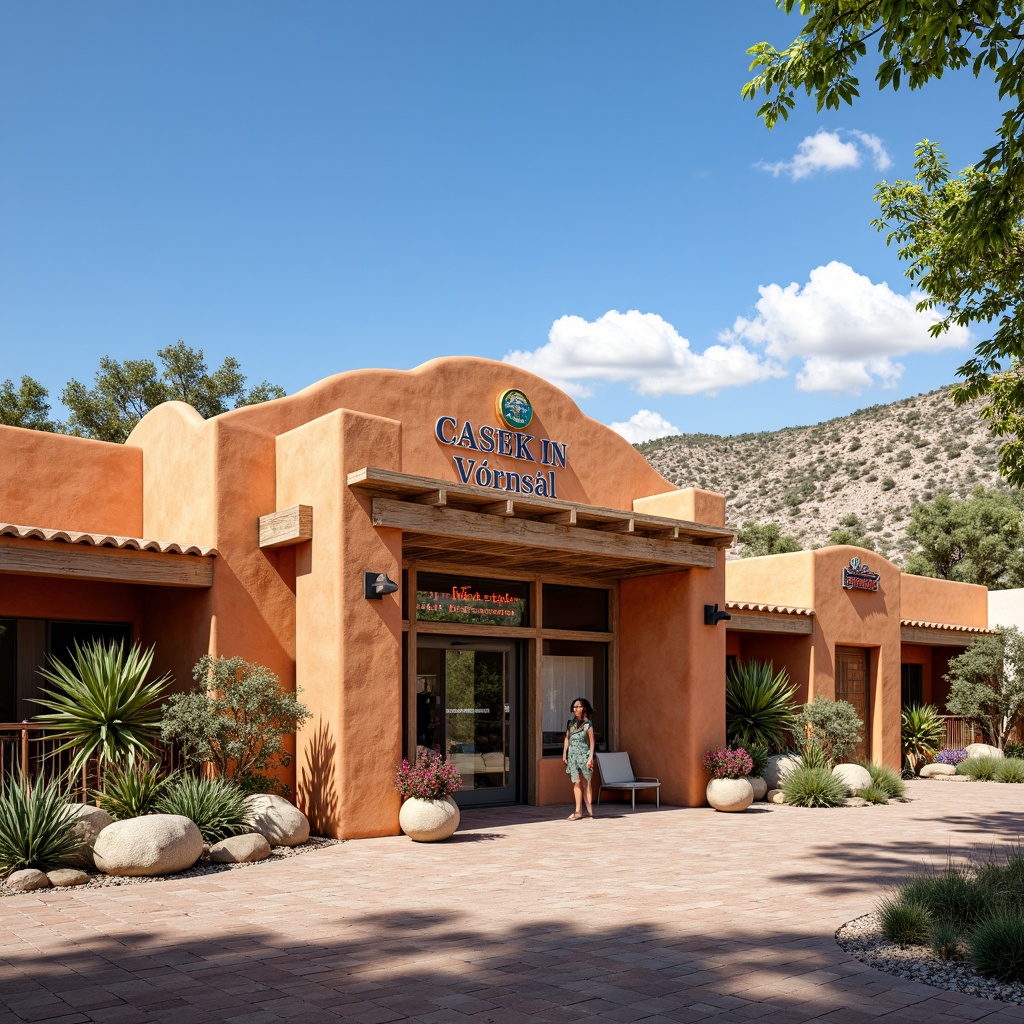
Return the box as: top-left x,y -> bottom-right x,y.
2,781 -> 1024,1023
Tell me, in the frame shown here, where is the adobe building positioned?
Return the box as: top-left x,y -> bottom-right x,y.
0,357 -> 734,838
725,549 -> 991,760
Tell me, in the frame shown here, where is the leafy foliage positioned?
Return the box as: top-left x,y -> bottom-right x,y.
957,755 -> 1002,781
161,656 -> 311,794
394,750 -> 463,800
155,775 -> 250,843
945,629 -> 1024,749
0,376 -> 57,431
98,761 -> 174,820
794,696 -> 863,763
736,521 -> 800,557
901,704 -> 947,774
34,639 -> 170,776
725,660 -> 798,753
747,744 -> 770,780
827,513 -> 875,549
1007,741 -> 1024,759
780,764 -> 848,808
0,774 -> 80,878
702,746 -> 753,780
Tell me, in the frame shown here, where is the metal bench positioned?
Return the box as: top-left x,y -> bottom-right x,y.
594,751 -> 661,810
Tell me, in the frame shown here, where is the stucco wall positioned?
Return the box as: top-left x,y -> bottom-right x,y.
902,573 -> 988,628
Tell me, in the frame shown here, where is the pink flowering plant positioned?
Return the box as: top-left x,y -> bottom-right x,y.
702,746 -> 754,780
394,750 -> 463,800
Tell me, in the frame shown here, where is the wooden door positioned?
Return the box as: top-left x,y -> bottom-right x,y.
835,647 -> 869,761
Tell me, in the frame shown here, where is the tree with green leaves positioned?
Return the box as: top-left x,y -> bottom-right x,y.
745,2 -> 1024,483
904,486 -> 1024,589
0,376 -> 57,431
945,627 -> 1024,750
827,513 -> 875,549
62,341 -> 286,442
736,521 -> 801,557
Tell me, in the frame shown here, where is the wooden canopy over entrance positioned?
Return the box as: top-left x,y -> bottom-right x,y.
900,620 -> 995,647
347,467 -> 733,581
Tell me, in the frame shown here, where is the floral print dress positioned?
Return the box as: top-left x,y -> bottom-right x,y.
565,720 -> 593,781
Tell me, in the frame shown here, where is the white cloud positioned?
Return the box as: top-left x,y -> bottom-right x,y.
721,261 -> 971,393
503,309 -> 784,398
759,129 -> 892,180
608,409 -> 681,445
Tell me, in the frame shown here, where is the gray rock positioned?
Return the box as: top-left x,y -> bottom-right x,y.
46,868 -> 89,887
966,743 -> 1004,759
67,804 -> 114,869
748,776 -> 768,801
920,762 -> 957,778
764,754 -> 802,790
6,868 -> 50,892
845,797 -> 868,807
243,794 -> 310,847
93,814 -> 203,877
209,833 -> 271,864
833,763 -> 873,794
766,788 -> 786,804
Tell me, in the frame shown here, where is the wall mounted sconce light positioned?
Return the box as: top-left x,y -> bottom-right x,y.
364,572 -> 399,600
703,603 -> 731,626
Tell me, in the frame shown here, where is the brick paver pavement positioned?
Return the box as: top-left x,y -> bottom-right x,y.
2,780 -> 1024,1023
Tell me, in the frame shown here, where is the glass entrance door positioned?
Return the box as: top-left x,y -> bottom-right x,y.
415,638 -> 518,806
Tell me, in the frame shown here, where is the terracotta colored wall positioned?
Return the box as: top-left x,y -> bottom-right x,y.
901,573 -> 988,628
0,578 -> 143,627
900,644 -> 934,704
726,551 -> 816,610
735,633 -> 812,706
0,425 -> 142,536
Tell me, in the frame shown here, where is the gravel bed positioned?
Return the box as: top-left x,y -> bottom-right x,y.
836,912 -> 1024,1006
1,835 -> 344,897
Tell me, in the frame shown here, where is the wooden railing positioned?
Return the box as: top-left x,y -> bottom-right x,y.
940,715 -> 981,751
0,722 -> 181,798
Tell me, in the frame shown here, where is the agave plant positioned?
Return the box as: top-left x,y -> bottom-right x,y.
34,639 -> 171,776
725,660 -> 798,752
155,774 -> 250,843
902,704 -> 947,774
97,761 -> 174,820
0,773 -> 81,878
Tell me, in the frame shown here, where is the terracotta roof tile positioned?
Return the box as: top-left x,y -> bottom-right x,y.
0,523 -> 217,557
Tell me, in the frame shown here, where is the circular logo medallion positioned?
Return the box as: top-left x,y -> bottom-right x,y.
496,388 -> 533,430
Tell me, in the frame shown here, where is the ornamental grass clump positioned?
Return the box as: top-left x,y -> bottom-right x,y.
970,915 -> 1024,982
878,893 -> 930,945
931,919 -> 964,961
98,761 -> 173,820
395,750 -> 462,801
957,754 -> 1002,781
995,757 -> 1024,783
0,774 -> 81,878
701,746 -> 753,779
780,764 -> 848,807
155,775 -> 250,843
858,785 -> 889,804
859,760 -> 906,799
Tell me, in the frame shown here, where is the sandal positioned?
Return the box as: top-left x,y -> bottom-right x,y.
567,812 -> 583,820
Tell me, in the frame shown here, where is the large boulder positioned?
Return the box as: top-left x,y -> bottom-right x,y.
93,815 -> 203,877
243,794 -> 310,847
748,776 -> 768,801
763,754 -> 802,790
921,762 -> 957,778
209,834 -> 271,864
966,743 -> 1004,760
832,763 -> 873,795
6,868 -> 50,892
67,804 -> 114,869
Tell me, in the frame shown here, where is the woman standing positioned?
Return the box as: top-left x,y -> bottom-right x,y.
562,697 -> 595,819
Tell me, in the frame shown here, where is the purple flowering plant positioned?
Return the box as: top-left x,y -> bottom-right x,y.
702,746 -> 754,780
935,748 -> 969,766
394,750 -> 463,800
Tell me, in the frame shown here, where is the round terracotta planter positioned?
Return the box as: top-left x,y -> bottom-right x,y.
706,777 -> 754,812
398,796 -> 460,842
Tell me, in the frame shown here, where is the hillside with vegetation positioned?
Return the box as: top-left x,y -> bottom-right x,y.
637,387 -> 1008,561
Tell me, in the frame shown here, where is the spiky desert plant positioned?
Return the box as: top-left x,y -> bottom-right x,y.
34,639 -> 171,775
155,774 -> 250,843
780,764 -> 848,808
97,761 -> 173,820
858,785 -> 889,804
995,758 -> 1024,784
859,760 -> 906,799
725,660 -> 798,752
901,704 -> 947,773
0,774 -> 81,878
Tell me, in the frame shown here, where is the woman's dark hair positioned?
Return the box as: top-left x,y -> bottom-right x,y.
567,697 -> 593,731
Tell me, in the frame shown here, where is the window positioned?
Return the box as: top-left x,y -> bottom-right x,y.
901,663 -> 924,708
415,573 -> 529,627
542,639 -> 607,755
0,620 -> 15,722
541,585 -> 609,632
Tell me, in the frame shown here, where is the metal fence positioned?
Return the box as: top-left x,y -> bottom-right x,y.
940,715 -> 981,751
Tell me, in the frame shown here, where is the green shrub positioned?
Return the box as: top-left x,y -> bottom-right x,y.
725,661 -> 798,752
794,696 -> 863,762
957,755 -> 1002,781
976,849 -> 1024,915
799,741 -> 832,770
1005,741 -> 1024,759
859,761 -> 906,799
98,761 -> 172,820
34,639 -> 171,775
971,914 -> 1024,982
781,764 -> 849,807
931,919 -> 964,961
901,704 -> 946,773
858,785 -> 889,804
747,744 -> 769,779
0,774 -> 81,878
995,757 -> 1024,783
900,866 -> 990,931
878,894 -> 930,944
161,655 -> 311,794
155,774 -> 250,843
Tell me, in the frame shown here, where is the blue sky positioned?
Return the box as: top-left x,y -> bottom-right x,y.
0,2 -> 1001,441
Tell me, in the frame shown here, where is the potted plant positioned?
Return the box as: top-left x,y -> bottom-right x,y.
395,750 -> 463,842
702,746 -> 755,812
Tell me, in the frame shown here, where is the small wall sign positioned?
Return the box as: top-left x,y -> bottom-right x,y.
842,557 -> 880,592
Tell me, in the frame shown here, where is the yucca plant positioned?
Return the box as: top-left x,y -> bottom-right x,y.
97,761 -> 174,820
901,704 -> 946,774
0,774 -> 81,878
34,639 -> 171,776
155,774 -> 250,843
725,660 -> 798,752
